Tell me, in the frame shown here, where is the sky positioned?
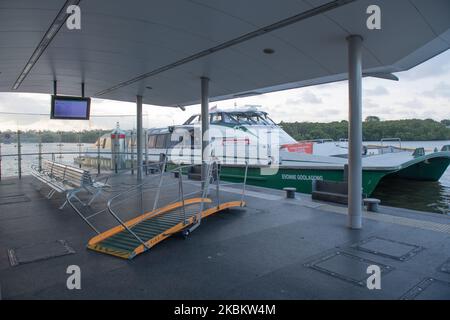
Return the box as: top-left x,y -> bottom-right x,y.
0,49 -> 449,132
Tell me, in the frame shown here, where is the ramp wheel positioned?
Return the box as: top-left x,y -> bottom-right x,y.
181,230 -> 190,239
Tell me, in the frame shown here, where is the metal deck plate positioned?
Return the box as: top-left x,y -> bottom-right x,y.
305,251 -> 393,286
401,278 -> 450,300
8,240 -> 75,267
352,237 -> 423,261
0,194 -> 30,205
439,258 -> 450,274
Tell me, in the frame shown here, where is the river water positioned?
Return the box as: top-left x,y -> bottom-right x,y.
1,141 -> 449,215
369,140 -> 450,215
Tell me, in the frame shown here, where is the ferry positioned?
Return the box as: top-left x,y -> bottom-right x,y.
77,106 -> 450,196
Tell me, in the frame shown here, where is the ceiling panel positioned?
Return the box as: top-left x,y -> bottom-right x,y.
0,0 -> 448,107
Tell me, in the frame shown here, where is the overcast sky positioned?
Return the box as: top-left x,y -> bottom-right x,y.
0,49 -> 449,132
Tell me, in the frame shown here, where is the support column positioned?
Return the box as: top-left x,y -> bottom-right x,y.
136,95 -> 143,182
347,35 -> 363,229
200,77 -> 210,185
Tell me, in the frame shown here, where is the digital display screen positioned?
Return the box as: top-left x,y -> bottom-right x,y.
51,95 -> 91,120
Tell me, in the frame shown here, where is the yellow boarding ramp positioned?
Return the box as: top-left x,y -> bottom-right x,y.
87,198 -> 244,259
77,161 -> 248,259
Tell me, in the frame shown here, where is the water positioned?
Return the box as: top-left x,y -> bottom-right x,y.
369,140 -> 450,215
1,141 -> 449,215
0,142 -> 83,177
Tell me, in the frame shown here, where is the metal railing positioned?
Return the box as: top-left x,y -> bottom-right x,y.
66,157 -> 248,252
66,160 -> 167,236
380,137 -> 402,149
0,149 -> 158,181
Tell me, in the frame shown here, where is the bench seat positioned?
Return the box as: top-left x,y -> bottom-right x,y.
311,190 -> 349,205
311,180 -> 349,205
31,160 -> 108,209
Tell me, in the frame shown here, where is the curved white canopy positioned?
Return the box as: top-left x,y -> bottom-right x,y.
0,0 -> 449,107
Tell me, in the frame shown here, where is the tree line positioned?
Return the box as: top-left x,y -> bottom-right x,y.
0,130 -> 111,143
280,118 -> 450,141
1,118 -> 449,143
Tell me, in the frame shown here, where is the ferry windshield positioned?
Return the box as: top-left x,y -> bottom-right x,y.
229,112 -> 275,126
183,111 -> 276,126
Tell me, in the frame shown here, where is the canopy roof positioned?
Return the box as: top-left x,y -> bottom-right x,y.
0,0 -> 449,107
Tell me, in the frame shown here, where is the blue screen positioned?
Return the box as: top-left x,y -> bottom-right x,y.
53,99 -> 89,119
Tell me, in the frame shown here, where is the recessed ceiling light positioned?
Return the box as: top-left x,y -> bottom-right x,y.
263,48 -> 275,54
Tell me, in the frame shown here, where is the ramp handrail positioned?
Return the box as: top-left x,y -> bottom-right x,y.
105,158 -> 169,249
68,154 -> 249,250
103,159 -> 214,249
66,160 -> 167,237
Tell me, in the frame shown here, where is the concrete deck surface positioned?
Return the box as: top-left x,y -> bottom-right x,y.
0,174 -> 449,300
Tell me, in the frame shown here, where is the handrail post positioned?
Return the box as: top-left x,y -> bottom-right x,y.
113,132 -> 118,173
215,162 -> 220,207
178,167 -> 187,225
38,131 -> 43,171
136,95 -> 143,181
77,132 -> 83,168
17,130 -> 22,179
241,161 -> 249,205
97,131 -> 101,175
144,130 -> 149,176
0,135 -> 2,181
130,130 -> 135,175
152,156 -> 167,211
197,161 -> 212,225
57,131 -> 63,161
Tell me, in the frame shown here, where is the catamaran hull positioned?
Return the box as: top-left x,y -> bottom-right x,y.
218,165 -> 388,196
387,155 -> 450,181
217,152 -> 450,196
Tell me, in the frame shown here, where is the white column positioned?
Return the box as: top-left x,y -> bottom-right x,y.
136,95 -> 143,182
347,35 -> 363,229
201,77 -> 210,185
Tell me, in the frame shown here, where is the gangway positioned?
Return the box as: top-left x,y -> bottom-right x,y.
68,159 -> 248,259
87,198 -> 243,259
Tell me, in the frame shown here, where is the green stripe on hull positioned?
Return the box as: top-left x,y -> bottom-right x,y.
219,166 -> 387,196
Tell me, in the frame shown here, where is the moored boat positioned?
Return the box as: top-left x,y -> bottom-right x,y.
76,106 -> 450,196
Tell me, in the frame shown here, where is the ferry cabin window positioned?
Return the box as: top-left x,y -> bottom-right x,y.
190,115 -> 201,124
183,115 -> 200,125
234,113 -> 256,124
252,114 -> 270,125
155,134 -> 167,149
148,135 -> 157,148
262,113 -> 276,125
223,113 -> 239,124
210,113 -> 223,124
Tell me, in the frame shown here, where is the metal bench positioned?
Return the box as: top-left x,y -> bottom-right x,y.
31,160 -> 108,209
